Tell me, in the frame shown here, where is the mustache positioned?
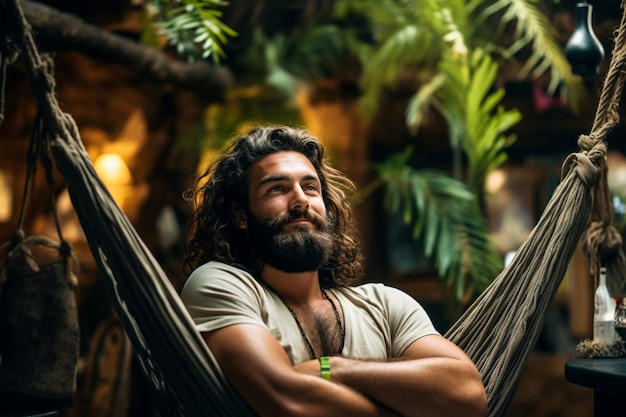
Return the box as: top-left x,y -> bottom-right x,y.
268,209 -> 330,230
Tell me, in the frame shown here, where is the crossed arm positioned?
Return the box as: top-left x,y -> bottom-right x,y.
203,324 -> 487,417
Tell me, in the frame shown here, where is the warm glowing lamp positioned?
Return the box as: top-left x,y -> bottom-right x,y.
486,168 -> 507,194
0,169 -> 12,222
94,153 -> 132,187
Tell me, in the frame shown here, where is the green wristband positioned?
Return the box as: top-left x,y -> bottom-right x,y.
320,356 -> 331,381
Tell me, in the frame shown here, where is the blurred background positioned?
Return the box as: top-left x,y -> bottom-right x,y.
2,1 -> 626,416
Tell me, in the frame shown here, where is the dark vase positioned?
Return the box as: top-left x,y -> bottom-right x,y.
564,2 -> 605,77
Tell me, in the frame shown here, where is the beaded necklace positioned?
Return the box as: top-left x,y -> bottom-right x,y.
264,283 -> 345,359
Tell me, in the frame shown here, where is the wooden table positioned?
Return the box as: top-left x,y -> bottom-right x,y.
565,357 -> 626,417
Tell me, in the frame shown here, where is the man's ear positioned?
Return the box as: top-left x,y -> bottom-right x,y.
232,206 -> 248,229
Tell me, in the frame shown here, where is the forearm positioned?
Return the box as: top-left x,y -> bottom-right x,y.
329,356 -> 486,417
204,325 -> 400,417
279,373 -> 401,417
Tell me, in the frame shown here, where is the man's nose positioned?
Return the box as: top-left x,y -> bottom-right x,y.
289,186 -> 310,210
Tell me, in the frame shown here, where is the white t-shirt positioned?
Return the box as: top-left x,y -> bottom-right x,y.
181,261 -> 439,365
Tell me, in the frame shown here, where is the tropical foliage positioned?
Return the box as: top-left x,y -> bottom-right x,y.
148,0 -> 585,306
329,0 -> 582,303
147,0 -> 236,63
371,148 -> 498,300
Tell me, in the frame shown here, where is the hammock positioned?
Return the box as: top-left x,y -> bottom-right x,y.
2,0 -> 626,416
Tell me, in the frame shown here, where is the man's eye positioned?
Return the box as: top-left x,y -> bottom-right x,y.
269,185 -> 284,192
304,184 -> 318,192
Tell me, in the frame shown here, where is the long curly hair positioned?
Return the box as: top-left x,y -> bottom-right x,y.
183,125 -> 364,287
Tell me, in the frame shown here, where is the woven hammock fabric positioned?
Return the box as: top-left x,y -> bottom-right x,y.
51,130 -> 256,417
445,142 -> 601,416
2,0 -> 626,416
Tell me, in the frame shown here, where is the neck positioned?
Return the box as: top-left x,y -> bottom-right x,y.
260,264 -> 322,305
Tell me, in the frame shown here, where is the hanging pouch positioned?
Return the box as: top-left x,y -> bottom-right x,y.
0,233 -> 79,410
0,108 -> 80,412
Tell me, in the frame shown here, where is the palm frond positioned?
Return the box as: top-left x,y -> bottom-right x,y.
472,0 -> 586,107
416,49 -> 520,189
405,73 -> 447,134
341,0 -> 477,120
150,0 -> 237,64
374,149 -> 502,300
359,24 -> 439,117
261,25 -> 362,96
462,49 -> 522,190
430,52 -> 471,151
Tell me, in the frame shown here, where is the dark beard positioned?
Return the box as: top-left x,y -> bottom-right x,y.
246,209 -> 334,273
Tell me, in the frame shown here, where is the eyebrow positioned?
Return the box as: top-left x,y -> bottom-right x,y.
258,173 -> 320,187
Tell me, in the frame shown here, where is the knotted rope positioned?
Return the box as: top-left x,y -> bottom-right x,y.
580,0 -> 626,296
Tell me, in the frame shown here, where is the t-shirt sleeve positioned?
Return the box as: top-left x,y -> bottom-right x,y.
180,262 -> 267,333
380,285 -> 440,357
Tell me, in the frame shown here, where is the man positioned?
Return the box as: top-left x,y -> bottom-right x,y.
181,125 -> 487,417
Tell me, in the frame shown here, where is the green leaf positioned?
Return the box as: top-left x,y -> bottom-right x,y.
472,0 -> 586,106
374,156 -> 503,302
148,0 -> 237,64
406,73 -> 446,134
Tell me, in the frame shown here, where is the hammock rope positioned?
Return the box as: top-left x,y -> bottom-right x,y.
1,0 -> 626,416
580,9 -> 626,294
581,2 -> 626,296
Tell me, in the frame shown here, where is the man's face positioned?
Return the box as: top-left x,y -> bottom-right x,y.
240,151 -> 334,272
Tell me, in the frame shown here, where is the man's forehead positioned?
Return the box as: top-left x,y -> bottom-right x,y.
250,151 -> 319,182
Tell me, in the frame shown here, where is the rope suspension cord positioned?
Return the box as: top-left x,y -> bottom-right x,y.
581,1 -> 626,294
590,7 -> 626,139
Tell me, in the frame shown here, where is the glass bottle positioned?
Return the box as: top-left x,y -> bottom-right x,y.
593,267 -> 616,344
615,297 -> 626,340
